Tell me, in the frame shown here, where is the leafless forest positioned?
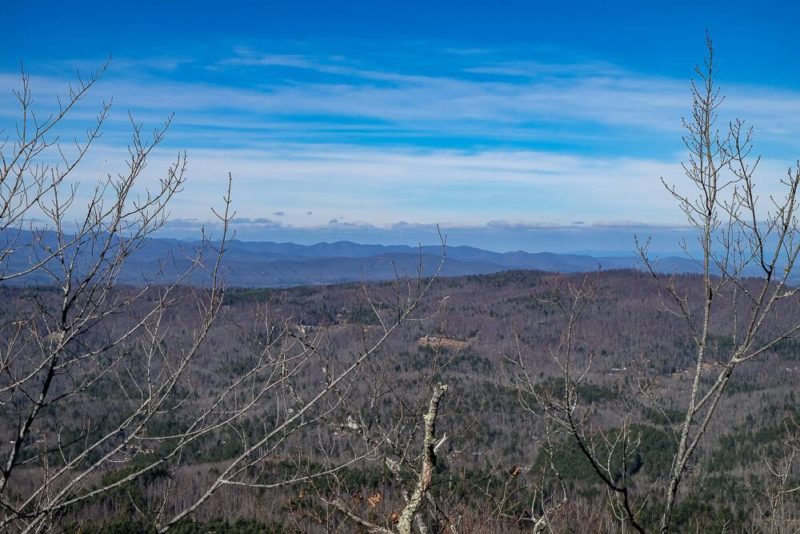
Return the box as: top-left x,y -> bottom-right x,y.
2,271 -> 800,532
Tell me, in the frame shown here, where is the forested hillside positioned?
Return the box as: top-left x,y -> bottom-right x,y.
2,269 -> 798,532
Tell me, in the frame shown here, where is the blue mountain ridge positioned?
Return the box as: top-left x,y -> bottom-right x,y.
0,230 -> 711,287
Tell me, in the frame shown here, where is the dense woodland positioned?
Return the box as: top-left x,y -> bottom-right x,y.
2,269 -> 799,532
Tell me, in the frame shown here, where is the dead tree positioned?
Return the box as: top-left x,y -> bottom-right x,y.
321,383 -> 449,534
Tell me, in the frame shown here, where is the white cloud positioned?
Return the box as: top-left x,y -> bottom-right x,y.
5,53 -> 800,157
3,48 -> 800,232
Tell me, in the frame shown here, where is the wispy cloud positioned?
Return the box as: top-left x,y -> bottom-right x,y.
52,140 -> 792,236
218,52 -> 314,69
6,48 -> 800,155
3,42 -> 800,240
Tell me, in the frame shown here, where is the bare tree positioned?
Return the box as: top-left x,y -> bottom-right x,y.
509,275 -> 646,533
512,36 -> 800,533
0,62 -> 225,532
745,417 -> 800,533
319,382 -> 449,534
0,66 -> 440,533
645,35 -> 800,533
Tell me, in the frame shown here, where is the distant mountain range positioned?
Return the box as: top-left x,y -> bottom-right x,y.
1,229 -> 711,287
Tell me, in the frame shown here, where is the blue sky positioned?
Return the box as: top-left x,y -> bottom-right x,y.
2,1 -> 800,253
